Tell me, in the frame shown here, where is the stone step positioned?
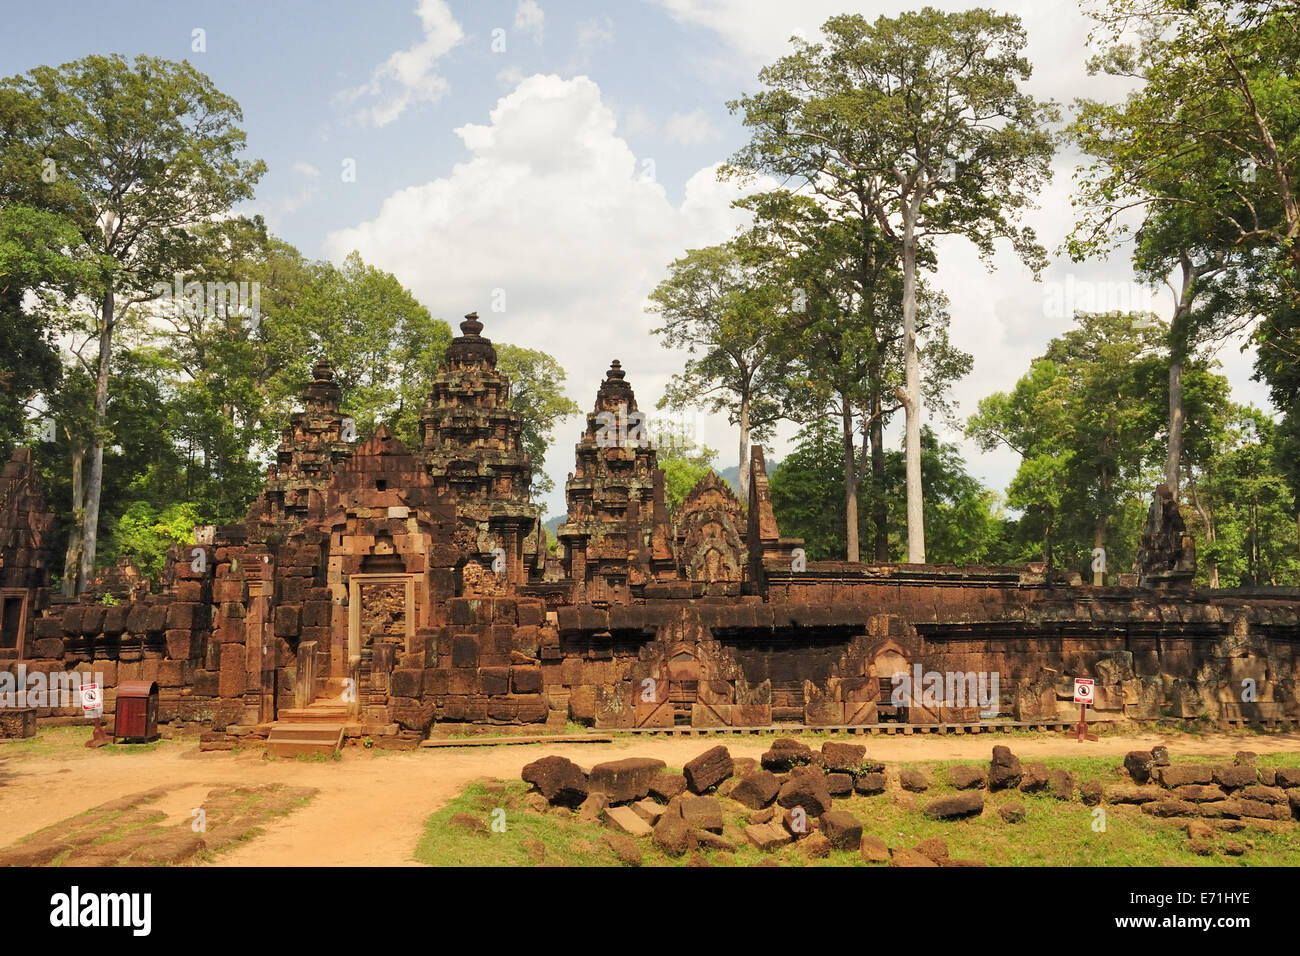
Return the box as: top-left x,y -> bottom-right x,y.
266,722 -> 343,758
278,705 -> 350,721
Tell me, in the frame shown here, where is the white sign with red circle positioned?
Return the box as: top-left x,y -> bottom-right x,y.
80,683 -> 103,719
1074,678 -> 1094,705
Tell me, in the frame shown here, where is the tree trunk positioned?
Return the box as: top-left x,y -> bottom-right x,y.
870,391 -> 888,562
901,203 -> 925,563
738,393 -> 751,505
1165,358 -> 1184,494
841,393 -> 859,562
1189,475 -> 1218,588
60,440 -> 86,597
78,289 -> 114,593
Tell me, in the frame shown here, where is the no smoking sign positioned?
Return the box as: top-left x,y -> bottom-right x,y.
80,683 -> 103,719
1073,678 -> 1094,705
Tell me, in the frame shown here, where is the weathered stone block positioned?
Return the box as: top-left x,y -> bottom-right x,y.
683,745 -> 732,794
588,757 -> 666,803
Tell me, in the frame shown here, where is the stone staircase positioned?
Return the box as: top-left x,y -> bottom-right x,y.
265,681 -> 350,757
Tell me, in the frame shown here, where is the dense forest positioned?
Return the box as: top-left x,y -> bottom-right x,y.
3,1 -> 1299,592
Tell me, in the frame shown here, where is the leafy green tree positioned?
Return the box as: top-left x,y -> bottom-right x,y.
106,500 -> 203,584
1072,1 -> 1300,278
734,189 -> 970,562
0,54 -> 265,591
654,433 -> 719,520
1186,405 -> 1299,586
771,420 -> 1003,564
727,8 -> 1057,562
647,240 -> 790,503
967,312 -> 1169,572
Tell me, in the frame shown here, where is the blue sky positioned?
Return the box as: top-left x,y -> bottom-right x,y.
2,0 -> 1276,520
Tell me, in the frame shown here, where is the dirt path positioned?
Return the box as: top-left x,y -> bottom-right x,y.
2,730 -> 1297,866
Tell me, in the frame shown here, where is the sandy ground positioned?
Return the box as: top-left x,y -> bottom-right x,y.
2,729 -> 1297,866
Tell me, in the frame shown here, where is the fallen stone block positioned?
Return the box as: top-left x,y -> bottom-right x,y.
947,765 -> 987,790
922,792 -> 984,821
1171,784 -> 1227,803
760,737 -> 813,772
652,808 -> 695,856
989,745 -> 1022,791
522,755 -> 589,807
825,772 -> 853,797
603,831 -> 642,866
1019,762 -> 1051,793
732,770 -> 780,810
577,792 -> 609,823
899,768 -> 932,792
820,741 -> 866,773
1141,799 -> 1197,818
692,829 -> 736,852
629,797 -> 663,824
854,772 -> 887,795
745,821 -> 793,851
860,834 -> 890,863
777,774 -> 832,816
648,771 -> 687,802
800,832 -> 832,859
684,745 -> 733,794
1156,764 -> 1213,788
1048,768 -> 1076,800
588,757 -> 667,803
819,809 -> 863,850
1125,750 -> 1155,783
680,795 -> 724,834
605,805 -> 653,837
913,837 -> 949,863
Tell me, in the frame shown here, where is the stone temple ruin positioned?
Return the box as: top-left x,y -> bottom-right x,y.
2,313 -> 1299,746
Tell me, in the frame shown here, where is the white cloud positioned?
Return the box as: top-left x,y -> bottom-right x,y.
325,74 -> 772,511
514,0 -> 545,45
621,106 -> 656,138
291,161 -> 321,179
337,0 -> 465,127
664,109 -> 722,145
576,16 -> 614,54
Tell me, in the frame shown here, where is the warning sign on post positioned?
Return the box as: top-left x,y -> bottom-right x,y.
1073,678 -> 1094,706
79,683 -> 103,719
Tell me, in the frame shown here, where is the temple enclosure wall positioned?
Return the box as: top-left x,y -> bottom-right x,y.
2,314 -> 1297,740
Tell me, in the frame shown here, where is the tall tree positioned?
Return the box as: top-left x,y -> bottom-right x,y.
0,55 -> 265,591
646,240 -> 789,503
727,9 -> 1057,562
967,312 -> 1167,572
1073,1 -> 1300,279
736,189 -> 971,562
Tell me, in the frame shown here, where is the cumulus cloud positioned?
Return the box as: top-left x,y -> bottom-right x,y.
325,75 -> 772,508
337,0 -> 465,127
514,0 -> 545,45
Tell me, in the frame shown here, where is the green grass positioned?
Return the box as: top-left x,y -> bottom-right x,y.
414,752 -> 1300,867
